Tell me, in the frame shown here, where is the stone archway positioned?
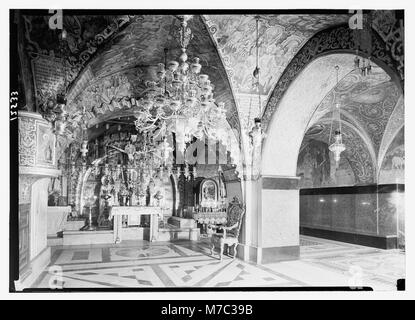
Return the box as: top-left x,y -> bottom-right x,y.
246,48 -> 402,263
262,54 -> 357,177
254,22 -> 403,261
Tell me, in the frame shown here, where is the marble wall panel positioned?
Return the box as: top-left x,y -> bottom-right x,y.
378,191 -> 400,236
331,193 -> 355,232
355,193 -> 378,235
300,185 -> 403,239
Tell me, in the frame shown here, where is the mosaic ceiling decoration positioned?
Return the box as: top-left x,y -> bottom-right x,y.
203,14 -> 349,96
308,66 -> 402,159
203,14 -> 349,130
21,12 -> 404,172
378,96 -> 404,170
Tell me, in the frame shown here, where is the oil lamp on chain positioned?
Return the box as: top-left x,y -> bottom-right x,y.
328,66 -> 346,167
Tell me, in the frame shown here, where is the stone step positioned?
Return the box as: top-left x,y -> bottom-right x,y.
168,216 -> 197,229
64,220 -> 86,231
47,235 -> 63,247
156,225 -> 200,242
62,230 -> 113,246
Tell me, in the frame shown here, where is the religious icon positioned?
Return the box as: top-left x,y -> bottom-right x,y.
37,124 -> 55,165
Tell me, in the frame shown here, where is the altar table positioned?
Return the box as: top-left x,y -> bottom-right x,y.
109,206 -> 161,243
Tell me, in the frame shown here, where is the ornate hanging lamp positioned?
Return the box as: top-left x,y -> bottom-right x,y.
248,16 -> 265,175
80,107 -> 89,158
133,15 -> 228,145
328,66 -> 346,166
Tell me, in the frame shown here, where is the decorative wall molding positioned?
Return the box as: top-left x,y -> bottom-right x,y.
19,112 -> 61,204
19,176 -> 38,204
18,111 -> 58,169
372,10 -> 404,81
18,116 -> 37,167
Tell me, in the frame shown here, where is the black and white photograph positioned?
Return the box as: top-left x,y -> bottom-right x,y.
4,0 -> 413,301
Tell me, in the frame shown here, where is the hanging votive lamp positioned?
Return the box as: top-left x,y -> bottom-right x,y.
329,130 -> 346,164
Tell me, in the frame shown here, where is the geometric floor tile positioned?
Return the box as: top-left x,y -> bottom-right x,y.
32,236 -> 405,290
54,248 -> 103,265
109,246 -> 179,261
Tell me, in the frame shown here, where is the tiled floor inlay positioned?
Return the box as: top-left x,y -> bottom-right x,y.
33,236 -> 405,290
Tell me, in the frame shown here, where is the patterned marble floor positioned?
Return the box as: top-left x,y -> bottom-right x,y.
32,236 -> 405,290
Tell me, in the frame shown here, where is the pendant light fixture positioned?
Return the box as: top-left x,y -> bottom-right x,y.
328,66 -> 346,167
248,15 -> 265,177
80,107 -> 89,158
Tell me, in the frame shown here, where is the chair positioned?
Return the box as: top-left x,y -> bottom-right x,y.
209,196 -> 245,260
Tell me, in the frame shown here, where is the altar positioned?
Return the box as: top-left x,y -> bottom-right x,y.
109,206 -> 161,243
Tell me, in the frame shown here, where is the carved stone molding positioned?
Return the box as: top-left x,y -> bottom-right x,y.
262,23 -> 404,132
19,112 -> 61,203
19,176 -> 38,204
18,115 -> 37,167
18,111 -> 57,169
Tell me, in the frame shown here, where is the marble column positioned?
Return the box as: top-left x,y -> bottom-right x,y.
238,175 -> 300,264
260,176 -> 300,263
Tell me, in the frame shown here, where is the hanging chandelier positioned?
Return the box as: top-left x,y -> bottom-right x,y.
328,66 -> 346,166
133,15 -> 228,146
66,16 -> 234,198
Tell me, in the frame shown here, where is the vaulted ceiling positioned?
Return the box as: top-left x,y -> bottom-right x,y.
76,15 -> 240,131
303,62 -> 403,183
204,14 -> 350,129
19,11 -> 404,179
204,14 -> 349,96
22,13 -> 351,133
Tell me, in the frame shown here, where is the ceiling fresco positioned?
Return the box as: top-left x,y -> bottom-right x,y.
67,15 -> 241,134
378,96 -> 404,170
21,14 -> 241,137
203,14 -> 350,131
203,14 -> 349,96
19,11 -> 404,180
308,66 -> 402,160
